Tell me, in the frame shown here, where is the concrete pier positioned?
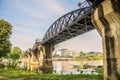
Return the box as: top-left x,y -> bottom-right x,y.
24,41 -> 53,73
39,44 -> 54,73
92,0 -> 120,79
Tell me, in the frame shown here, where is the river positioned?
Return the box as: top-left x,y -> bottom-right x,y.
53,60 -> 103,74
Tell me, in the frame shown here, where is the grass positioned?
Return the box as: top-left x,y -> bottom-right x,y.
0,68 -> 103,80
95,67 -> 104,75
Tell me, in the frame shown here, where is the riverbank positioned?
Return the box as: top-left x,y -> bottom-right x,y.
0,68 -> 103,80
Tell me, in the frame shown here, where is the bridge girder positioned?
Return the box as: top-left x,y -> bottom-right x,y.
42,1 -> 95,45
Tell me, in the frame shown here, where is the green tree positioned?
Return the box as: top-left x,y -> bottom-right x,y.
6,46 -> 22,68
0,19 -> 12,58
11,46 -> 22,55
75,56 -> 80,61
80,51 -> 84,57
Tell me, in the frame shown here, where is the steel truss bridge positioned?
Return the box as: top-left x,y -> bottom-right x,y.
42,0 -> 104,45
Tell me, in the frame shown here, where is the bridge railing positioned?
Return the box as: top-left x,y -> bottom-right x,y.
42,0 -> 93,44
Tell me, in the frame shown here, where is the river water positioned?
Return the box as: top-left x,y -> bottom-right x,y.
53,60 -> 103,74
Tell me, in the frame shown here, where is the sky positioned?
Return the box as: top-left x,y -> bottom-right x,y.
0,0 -> 103,52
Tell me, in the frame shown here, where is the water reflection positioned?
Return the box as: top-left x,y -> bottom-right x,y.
53,60 -> 103,74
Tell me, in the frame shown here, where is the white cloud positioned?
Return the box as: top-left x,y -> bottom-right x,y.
9,0 -> 68,21
12,25 -> 43,38
10,0 -> 50,20
10,33 -> 35,51
13,20 -> 44,28
26,0 -> 68,15
39,0 -> 67,14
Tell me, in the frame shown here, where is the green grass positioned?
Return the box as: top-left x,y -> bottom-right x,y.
0,68 -> 103,80
95,67 -> 104,75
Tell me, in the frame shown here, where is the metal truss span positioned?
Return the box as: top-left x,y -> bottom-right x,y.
42,1 -> 95,45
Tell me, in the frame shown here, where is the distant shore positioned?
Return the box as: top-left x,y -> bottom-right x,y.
53,57 -> 75,61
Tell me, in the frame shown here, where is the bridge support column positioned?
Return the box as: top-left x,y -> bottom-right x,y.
92,0 -> 120,80
39,44 -> 54,73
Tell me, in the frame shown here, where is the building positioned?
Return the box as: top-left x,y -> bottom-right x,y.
53,49 -> 79,58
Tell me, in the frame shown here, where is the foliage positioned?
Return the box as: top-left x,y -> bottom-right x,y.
11,46 -> 22,59
11,46 -> 22,54
76,51 -> 103,61
95,67 -> 104,75
5,46 -> 22,68
0,68 -> 103,80
0,19 -> 12,57
114,71 -> 120,80
79,51 -> 84,56
92,55 -> 103,60
5,54 -> 21,69
75,56 -> 80,61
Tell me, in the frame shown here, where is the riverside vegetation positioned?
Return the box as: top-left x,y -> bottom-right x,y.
0,67 -> 103,80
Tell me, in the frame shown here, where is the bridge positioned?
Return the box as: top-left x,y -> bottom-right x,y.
42,0 -> 104,45
24,0 -> 120,80
42,1 -> 94,45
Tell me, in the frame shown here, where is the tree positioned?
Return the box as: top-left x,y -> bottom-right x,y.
0,19 -> 12,58
6,46 -> 22,68
80,51 -> 84,57
75,56 -> 80,61
11,46 -> 22,54
10,46 -> 22,60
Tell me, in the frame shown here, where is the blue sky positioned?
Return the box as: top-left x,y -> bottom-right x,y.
0,0 -> 102,52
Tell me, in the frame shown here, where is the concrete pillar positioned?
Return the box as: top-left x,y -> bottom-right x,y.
92,0 -> 120,80
39,44 -> 54,73
27,55 -> 31,71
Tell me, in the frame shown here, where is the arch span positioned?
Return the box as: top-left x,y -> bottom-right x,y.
42,1 -> 94,45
